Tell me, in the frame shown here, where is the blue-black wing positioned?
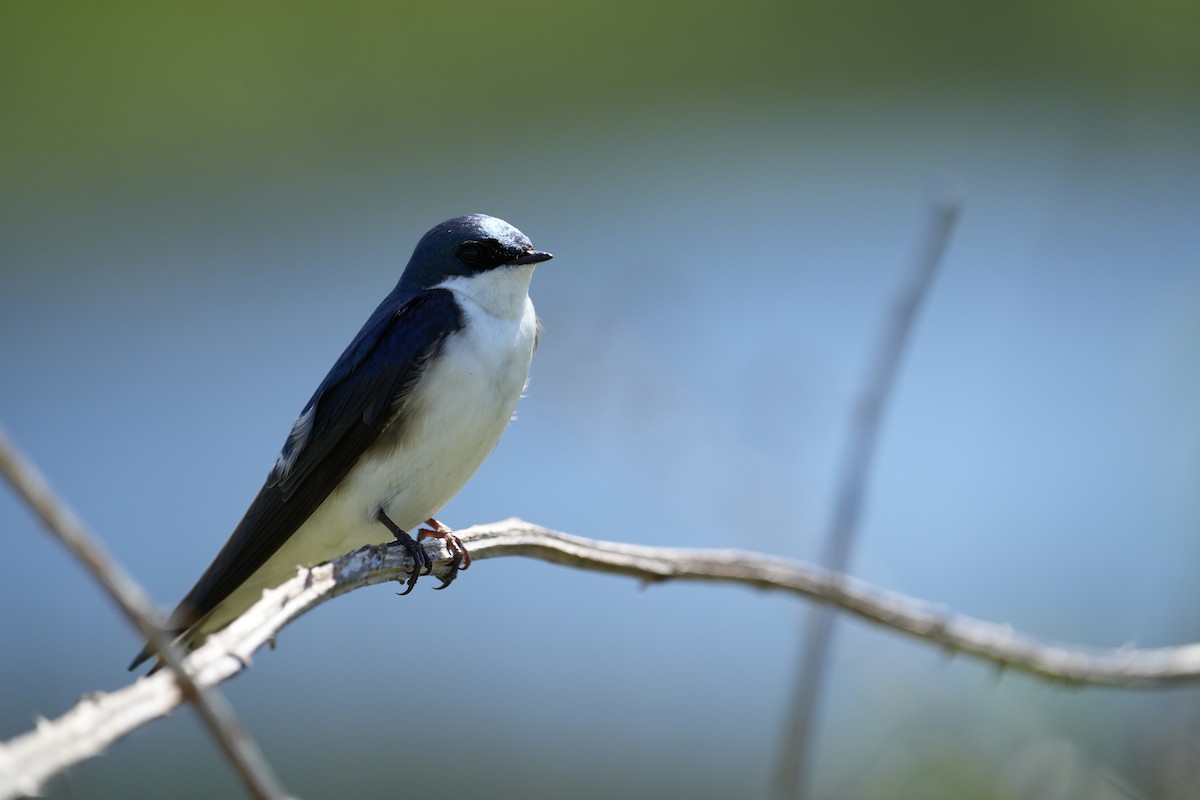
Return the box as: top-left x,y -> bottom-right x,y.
130,287 -> 462,668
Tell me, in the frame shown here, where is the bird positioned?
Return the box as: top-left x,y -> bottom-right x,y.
129,214 -> 553,670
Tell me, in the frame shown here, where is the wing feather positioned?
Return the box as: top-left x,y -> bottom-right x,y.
129,288 -> 462,668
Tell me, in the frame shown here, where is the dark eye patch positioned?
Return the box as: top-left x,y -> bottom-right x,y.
458,243 -> 483,265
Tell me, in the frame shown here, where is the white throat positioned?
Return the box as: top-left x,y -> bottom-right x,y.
436,264 -> 536,321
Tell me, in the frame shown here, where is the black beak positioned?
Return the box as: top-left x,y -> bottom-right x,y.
511,249 -> 553,265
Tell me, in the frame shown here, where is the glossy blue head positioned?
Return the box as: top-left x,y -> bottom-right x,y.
397,214 -> 553,293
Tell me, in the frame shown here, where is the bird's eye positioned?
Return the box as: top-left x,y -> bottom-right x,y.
459,244 -> 483,265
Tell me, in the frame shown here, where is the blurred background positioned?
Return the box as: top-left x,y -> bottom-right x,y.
2,1 -> 1199,798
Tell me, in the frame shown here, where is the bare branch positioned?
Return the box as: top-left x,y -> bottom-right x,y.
777,177 -> 965,799
3,518 -> 1200,799
0,425 -> 293,800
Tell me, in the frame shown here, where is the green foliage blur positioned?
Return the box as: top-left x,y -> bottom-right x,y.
3,0 -> 1198,199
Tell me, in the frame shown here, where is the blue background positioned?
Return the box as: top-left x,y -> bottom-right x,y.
2,3 -> 1199,798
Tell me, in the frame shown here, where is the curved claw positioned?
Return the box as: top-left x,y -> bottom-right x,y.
418,519 -> 472,590
431,537 -> 467,589
376,508 -> 429,592
396,572 -> 418,597
397,532 -> 429,594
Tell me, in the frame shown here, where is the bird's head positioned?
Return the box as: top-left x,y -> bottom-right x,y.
399,214 -> 553,292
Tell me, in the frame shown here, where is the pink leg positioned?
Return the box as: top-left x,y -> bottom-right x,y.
417,517 -> 472,589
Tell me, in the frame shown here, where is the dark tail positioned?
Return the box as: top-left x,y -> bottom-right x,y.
127,642 -> 157,672
127,621 -> 187,672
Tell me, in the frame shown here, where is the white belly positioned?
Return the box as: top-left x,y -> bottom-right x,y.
195,287 -> 537,635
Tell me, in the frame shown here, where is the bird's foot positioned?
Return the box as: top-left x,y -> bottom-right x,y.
418,518 -> 472,590
375,509 -> 431,596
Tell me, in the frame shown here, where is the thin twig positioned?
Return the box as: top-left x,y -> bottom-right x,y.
3,518 -> 1200,799
0,425 -> 293,800
775,176 -> 965,800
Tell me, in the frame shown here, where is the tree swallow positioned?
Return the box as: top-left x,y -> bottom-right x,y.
130,214 -> 552,670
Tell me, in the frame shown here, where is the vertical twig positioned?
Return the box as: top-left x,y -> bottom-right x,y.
774,175 -> 965,799
0,424 -> 294,800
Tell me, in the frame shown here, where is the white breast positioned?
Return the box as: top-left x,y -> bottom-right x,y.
194,266 -> 539,635
362,271 -> 539,531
